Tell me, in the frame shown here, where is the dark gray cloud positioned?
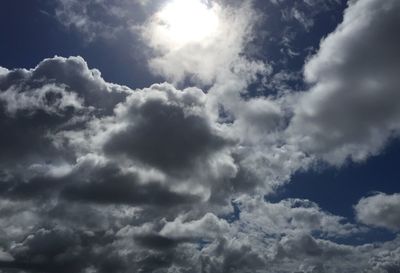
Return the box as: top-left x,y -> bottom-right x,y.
104,98 -> 227,174
62,163 -> 200,206
134,234 -> 190,250
2,228 -> 85,273
0,159 -> 199,210
0,56 -> 129,167
0,105 -> 73,166
0,174 -> 63,200
99,83 -> 236,188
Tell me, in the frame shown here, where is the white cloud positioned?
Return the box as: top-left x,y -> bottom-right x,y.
0,84 -> 84,116
288,0 -> 400,165
160,213 -> 230,239
238,196 -> 359,237
0,66 -> 8,75
355,193 -> 400,231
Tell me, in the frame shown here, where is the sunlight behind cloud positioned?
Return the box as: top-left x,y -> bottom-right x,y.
152,0 -> 220,49
142,0 -> 260,84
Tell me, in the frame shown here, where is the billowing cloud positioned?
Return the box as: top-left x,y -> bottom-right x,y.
0,56 -> 130,199
0,54 -> 367,272
288,0 -> 400,164
103,83 -> 228,174
237,196 -> 359,237
355,193 -> 400,231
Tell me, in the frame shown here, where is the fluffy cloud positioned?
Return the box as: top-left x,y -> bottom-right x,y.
0,54 -> 362,272
238,196 -> 359,237
0,56 -> 130,199
288,0 -> 400,164
0,57 -> 127,192
355,193 -> 400,231
0,55 -> 129,115
160,213 -> 230,239
103,84 -> 229,174
0,55 -> 268,210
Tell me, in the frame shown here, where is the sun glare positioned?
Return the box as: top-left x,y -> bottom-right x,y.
155,0 -> 220,48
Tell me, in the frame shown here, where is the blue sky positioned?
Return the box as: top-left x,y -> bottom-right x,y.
0,0 -> 400,272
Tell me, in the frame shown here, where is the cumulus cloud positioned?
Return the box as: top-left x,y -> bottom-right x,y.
0,56 -> 130,193
0,53 -> 361,272
355,193 -> 400,231
103,83 -> 228,174
288,0 -> 400,164
0,55 -> 129,114
0,56 -> 126,182
238,196 -> 359,237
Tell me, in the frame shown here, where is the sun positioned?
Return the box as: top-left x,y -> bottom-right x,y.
154,0 -> 220,49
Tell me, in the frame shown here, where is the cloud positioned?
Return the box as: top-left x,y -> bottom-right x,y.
142,0 -> 269,85
160,213 -> 230,239
55,0 -> 149,41
134,234 -> 191,250
288,0 -> 400,164
355,192 -> 400,231
0,55 -> 129,115
0,56 -> 242,210
276,233 -> 352,261
54,0 -> 270,88
103,83 -> 229,174
0,56 -> 109,169
238,196 -> 359,237
0,249 -> 13,263
0,66 -> 8,75
0,56 -> 130,199
62,162 -> 201,207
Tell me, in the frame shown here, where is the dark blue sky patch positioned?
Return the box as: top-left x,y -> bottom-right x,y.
0,0 -> 160,88
271,139 -> 400,220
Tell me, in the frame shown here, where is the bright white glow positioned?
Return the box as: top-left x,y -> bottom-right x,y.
154,0 -> 220,49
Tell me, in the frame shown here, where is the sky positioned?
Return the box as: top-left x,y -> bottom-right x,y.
0,0 -> 400,272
